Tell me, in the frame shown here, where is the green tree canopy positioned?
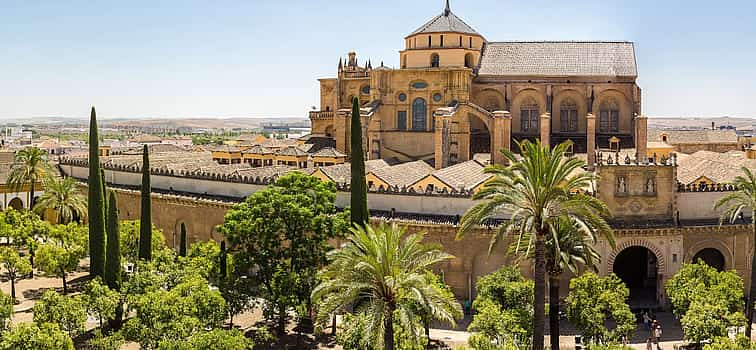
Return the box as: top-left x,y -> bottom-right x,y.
468,266 -> 534,349
565,273 -> 634,343
219,172 -> 345,334
35,224 -> 87,294
0,290 -> 13,333
119,220 -> 166,263
156,329 -> 254,350
0,322 -> 74,350
83,278 -> 120,329
32,290 -> 87,338
0,246 -> 32,300
667,262 -> 746,343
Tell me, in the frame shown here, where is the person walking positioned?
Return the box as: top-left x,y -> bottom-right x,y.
642,311 -> 652,330
646,337 -> 653,350
654,322 -> 663,350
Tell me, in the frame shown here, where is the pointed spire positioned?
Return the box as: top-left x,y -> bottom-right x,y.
444,0 -> 451,16
338,58 -> 343,70
367,59 -> 372,69
380,61 -> 384,67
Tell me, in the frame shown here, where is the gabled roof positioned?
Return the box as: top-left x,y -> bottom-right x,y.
276,146 -> 309,157
242,145 -> 274,155
370,160 -> 435,187
312,147 -> 347,158
408,1 -> 480,37
424,160 -> 492,191
478,41 -> 637,78
316,159 -> 390,184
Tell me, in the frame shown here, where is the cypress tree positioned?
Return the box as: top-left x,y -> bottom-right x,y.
349,97 -> 369,226
178,223 -> 187,257
100,168 -> 108,216
104,191 -> 121,291
105,191 -> 123,329
138,145 -> 152,261
88,107 -> 106,277
219,240 -> 227,279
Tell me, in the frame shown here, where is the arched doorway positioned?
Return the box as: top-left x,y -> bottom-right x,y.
469,115 -> 491,160
692,248 -> 726,271
8,198 -> 23,211
613,246 -> 659,308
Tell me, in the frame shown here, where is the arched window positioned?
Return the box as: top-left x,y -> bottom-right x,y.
560,98 -> 579,132
600,97 -> 620,133
430,53 -> 440,68
465,53 -> 474,69
520,97 -> 539,133
412,98 -> 427,131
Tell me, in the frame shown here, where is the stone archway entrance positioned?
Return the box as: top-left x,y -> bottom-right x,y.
469,115 -> 491,160
8,198 -> 23,211
692,248 -> 726,271
612,246 -> 660,309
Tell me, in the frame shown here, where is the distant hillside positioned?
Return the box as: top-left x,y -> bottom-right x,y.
5,117 -> 310,130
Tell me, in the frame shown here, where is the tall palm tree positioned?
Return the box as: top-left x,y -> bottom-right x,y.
8,147 -> 53,208
512,216 -> 612,349
715,166 -> 756,335
312,223 -> 461,350
33,177 -> 87,224
457,140 -> 612,350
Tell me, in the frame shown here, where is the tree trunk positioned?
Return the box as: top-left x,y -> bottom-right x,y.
748,220 -> 756,340
425,318 -> 431,349
384,307 -> 395,350
10,277 -> 15,301
549,274 -> 561,350
278,305 -> 286,335
533,232 -> 546,350
331,313 -> 337,335
29,182 -> 34,209
61,270 -> 67,295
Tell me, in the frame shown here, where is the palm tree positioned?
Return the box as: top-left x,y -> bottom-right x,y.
312,223 -> 461,350
512,216 -> 612,349
33,177 -> 87,224
8,147 -> 53,208
715,167 -> 756,335
457,140 -> 612,350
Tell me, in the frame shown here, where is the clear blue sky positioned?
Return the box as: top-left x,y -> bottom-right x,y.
1,0 -> 754,119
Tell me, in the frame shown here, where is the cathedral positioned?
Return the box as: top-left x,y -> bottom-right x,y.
309,0 -> 646,169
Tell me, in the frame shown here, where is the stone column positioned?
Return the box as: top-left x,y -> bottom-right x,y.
636,114 -> 648,163
587,113 -> 596,170
335,109 -> 350,155
539,112 -> 551,148
434,115 -> 450,169
492,111 -> 511,165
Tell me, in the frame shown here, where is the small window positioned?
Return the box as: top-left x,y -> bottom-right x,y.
430,53 -> 440,68
398,93 -> 407,102
433,93 -> 443,102
520,98 -> 539,133
397,111 -> 407,130
559,98 -> 579,132
361,85 -> 370,95
411,81 -> 428,89
440,35 -> 444,47
459,36 -> 463,47
469,37 -> 473,48
428,35 -> 432,47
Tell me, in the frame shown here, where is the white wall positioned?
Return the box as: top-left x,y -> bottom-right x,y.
676,191 -> 752,221
61,164 -> 484,216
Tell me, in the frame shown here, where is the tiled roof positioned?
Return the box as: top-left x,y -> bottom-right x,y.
648,129 -> 738,145
317,159 -> 390,184
276,146 -> 309,157
242,145 -> 274,155
312,147 -> 346,158
370,160 -> 435,187
232,166 -> 313,179
211,145 -> 242,153
408,3 -> 479,37
129,134 -> 163,143
676,151 -> 756,184
478,41 -> 637,77
427,160 -> 492,191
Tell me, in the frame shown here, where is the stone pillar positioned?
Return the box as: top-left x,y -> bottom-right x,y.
492,111 -> 511,165
434,115 -> 450,170
587,113 -> 596,170
636,114 -> 648,163
335,109 -> 350,155
539,112 -> 551,149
